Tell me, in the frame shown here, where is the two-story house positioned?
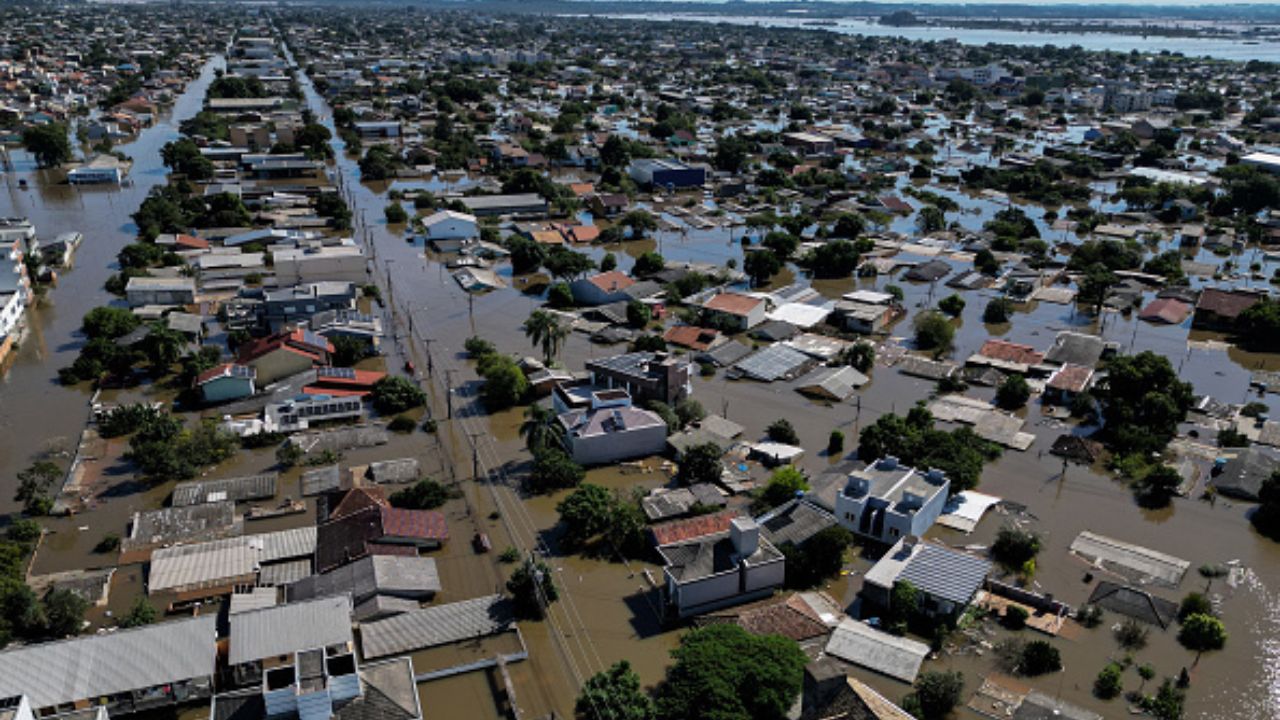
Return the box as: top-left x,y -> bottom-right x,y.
834,457 -> 950,545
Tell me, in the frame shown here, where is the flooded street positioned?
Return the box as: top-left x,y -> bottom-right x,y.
0,55 -> 225,513
0,12 -> 1273,720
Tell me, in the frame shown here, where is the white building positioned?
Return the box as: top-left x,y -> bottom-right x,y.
264,394 -> 365,433
834,457 -> 950,545
422,210 -> 478,241
272,242 -> 367,286
657,517 -> 786,618
557,389 -> 668,466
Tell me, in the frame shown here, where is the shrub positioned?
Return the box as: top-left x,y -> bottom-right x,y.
389,479 -> 451,510
1003,605 -> 1029,630
1094,662 -> 1124,699
766,418 -> 799,445
372,376 -> 427,414
94,534 -> 121,554
388,415 -> 417,433
1018,640 -> 1062,676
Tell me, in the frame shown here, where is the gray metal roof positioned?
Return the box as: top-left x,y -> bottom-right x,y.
733,343 -> 812,382
257,526 -> 317,563
896,544 -> 992,606
823,618 -> 929,683
0,616 -> 217,709
229,595 -> 353,665
359,595 -> 513,660
171,473 -> 278,507
286,555 -> 440,608
258,559 -> 314,587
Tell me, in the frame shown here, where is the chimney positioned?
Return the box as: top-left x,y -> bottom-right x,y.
730,517 -> 759,558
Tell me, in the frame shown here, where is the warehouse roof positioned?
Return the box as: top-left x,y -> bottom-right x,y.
229,595 -> 354,665
0,616 -> 217,709
360,595 -> 514,659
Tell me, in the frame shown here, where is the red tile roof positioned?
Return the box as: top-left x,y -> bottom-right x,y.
651,509 -> 740,546
1196,288 -> 1260,319
331,487 -> 388,520
237,328 -> 334,364
568,225 -> 600,244
380,506 -> 449,542
1047,363 -> 1094,393
704,292 -> 762,316
587,270 -> 636,293
1139,298 -> 1191,324
701,594 -> 831,642
174,234 -> 209,250
664,325 -> 722,352
977,339 -> 1044,366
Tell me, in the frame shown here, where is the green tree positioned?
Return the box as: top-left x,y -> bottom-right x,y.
913,311 -> 955,357
529,448 -> 585,493
1138,464 -> 1182,507
543,247 -> 596,281
42,588 -> 87,638
384,201 -> 408,224
657,624 -> 807,720
766,418 -> 799,445
839,341 -> 875,373
22,123 -> 71,168
995,374 -> 1031,410
524,309 -> 570,364
983,298 -> 1013,325
1144,678 -> 1185,720
330,335 -> 369,367
888,580 -> 919,633
557,483 -> 614,547
520,403 -> 563,455
937,294 -> 965,317
6,520 -> 40,544
626,300 -> 651,329
1019,640 -> 1062,676
679,443 -> 723,485
82,306 -> 140,339
389,479 -> 451,510
371,376 -> 427,414
507,558 -> 558,619
478,354 -> 529,410
15,461 -> 61,516
757,466 -> 808,510
674,399 -> 706,428
779,525 -> 851,589
576,660 -> 655,720
633,251 -> 665,277
1177,613 -> 1227,659
1078,263 -> 1117,316
1096,351 -> 1193,455
992,526 -> 1041,572
902,670 -> 964,720
744,250 -> 781,287
1250,471 -> 1280,540
1094,662 -> 1124,699
118,597 -> 159,629
599,252 -> 617,272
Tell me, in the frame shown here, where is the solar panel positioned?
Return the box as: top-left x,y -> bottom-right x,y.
299,329 -> 328,348
230,364 -> 255,378
319,367 -> 356,379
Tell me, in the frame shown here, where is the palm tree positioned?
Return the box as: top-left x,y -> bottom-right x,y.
523,310 -> 568,365
520,404 -> 563,455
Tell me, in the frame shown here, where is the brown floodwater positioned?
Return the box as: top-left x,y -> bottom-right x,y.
3,30 -> 1274,720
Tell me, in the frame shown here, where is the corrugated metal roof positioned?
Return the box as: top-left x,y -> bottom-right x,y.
0,616 -> 217,709
258,559 -> 313,587
823,619 -> 929,683
360,595 -> 512,660
257,526 -> 317,563
229,595 -> 353,665
229,587 -> 279,615
896,544 -> 992,606
149,538 -> 258,593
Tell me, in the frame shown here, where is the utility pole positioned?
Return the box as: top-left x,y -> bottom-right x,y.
468,431 -> 484,481
422,337 -> 435,376
445,369 -> 455,419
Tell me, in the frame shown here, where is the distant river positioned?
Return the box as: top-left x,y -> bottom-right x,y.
578,13 -> 1278,62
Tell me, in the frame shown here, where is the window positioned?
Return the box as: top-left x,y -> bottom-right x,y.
889,528 -> 900,538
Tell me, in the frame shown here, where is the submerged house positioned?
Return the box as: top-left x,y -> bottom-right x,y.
657,517 -> 786,618
834,457 -> 950,545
